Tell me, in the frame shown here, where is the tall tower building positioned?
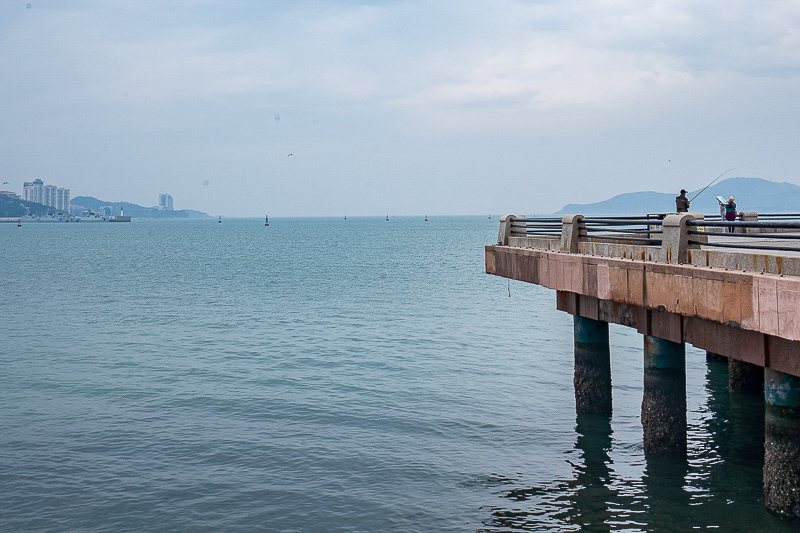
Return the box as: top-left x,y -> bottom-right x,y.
159,193 -> 173,210
43,185 -> 57,207
56,188 -> 70,212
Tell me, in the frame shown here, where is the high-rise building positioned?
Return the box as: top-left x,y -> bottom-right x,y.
159,194 -> 173,210
23,179 -> 44,203
56,188 -> 70,212
43,185 -> 57,207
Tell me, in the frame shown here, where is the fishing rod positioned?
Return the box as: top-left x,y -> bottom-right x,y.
689,168 -> 736,203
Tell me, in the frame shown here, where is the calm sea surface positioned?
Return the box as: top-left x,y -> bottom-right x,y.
0,217 -> 795,531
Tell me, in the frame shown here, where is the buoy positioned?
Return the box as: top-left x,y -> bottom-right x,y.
424,215 -> 428,221
386,215 -> 389,221
17,219 -> 21,227
488,214 -> 491,219
265,215 -> 270,226
218,216 -> 222,223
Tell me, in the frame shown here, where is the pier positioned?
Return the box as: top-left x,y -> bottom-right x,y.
486,211 -> 800,516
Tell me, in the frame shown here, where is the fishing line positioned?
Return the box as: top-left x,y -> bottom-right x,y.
690,168 -> 737,203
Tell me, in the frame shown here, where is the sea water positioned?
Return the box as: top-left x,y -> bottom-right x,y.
0,217 -> 794,532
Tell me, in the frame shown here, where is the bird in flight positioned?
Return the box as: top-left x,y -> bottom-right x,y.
2,181 -> 8,184
288,153 -> 293,157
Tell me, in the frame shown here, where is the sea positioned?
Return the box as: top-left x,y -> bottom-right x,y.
0,216 -> 795,532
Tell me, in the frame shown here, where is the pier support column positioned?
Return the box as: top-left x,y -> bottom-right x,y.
642,335 -> 686,454
764,369 -> 800,516
729,359 -> 763,394
573,315 -> 612,415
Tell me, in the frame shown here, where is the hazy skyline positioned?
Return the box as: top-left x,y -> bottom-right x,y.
2,1 -> 799,217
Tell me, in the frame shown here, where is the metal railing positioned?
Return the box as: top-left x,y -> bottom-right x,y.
687,216 -> 800,252
507,213 -> 800,254
509,217 -> 562,237
509,215 -> 664,244
580,216 -> 663,245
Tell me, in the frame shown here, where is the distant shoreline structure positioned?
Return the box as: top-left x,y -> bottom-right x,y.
70,196 -> 212,220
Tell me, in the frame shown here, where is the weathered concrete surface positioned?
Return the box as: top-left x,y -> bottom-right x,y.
573,315 -> 612,415
765,369 -> 800,516
642,335 -> 687,455
486,245 -> 800,377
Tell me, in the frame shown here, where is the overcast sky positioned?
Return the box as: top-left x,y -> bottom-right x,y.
2,1 -> 799,216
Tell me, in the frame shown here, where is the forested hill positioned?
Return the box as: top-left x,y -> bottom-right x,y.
72,196 -> 211,219
556,177 -> 800,215
0,194 -> 53,217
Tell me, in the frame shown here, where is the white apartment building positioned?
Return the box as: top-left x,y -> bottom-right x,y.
43,185 -> 57,207
56,188 -> 70,212
22,179 -> 70,212
23,179 -> 44,203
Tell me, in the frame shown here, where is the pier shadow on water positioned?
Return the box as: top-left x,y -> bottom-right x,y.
478,357 -> 799,532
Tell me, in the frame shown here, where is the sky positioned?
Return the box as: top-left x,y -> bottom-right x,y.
2,0 -> 800,217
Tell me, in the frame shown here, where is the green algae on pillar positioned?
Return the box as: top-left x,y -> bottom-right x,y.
764,368 -> 800,517
573,315 -> 611,415
642,335 -> 686,455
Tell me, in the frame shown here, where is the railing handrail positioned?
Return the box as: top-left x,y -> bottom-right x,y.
688,220 -> 800,228
499,212 -> 800,260
583,219 -> 664,226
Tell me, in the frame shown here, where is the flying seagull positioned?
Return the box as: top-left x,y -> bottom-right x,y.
288,153 -> 293,156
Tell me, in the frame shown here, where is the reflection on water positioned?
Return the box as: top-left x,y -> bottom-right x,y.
479,356 -> 795,532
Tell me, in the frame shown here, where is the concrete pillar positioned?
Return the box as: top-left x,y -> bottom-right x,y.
706,350 -> 727,363
740,211 -> 758,234
573,315 -> 612,415
764,368 -> 800,517
561,214 -> 584,253
659,213 -> 703,264
642,335 -> 686,454
729,359 -> 764,394
497,214 -> 525,245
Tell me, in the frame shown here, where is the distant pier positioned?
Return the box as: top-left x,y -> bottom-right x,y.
487,211 -> 800,517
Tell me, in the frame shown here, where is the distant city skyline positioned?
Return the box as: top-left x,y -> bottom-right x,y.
5,180 -> 181,213
22,179 -> 70,213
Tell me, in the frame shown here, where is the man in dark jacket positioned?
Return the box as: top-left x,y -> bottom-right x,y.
676,189 -> 690,212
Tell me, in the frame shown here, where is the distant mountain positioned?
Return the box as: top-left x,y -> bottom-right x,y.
555,177 -> 800,215
71,196 -> 211,219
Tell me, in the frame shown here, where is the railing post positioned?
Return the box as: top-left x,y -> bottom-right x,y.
740,211 -> 758,234
659,213 -> 703,264
497,214 -> 525,245
561,214 -> 584,253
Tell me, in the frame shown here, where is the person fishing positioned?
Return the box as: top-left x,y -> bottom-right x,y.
675,189 -> 690,212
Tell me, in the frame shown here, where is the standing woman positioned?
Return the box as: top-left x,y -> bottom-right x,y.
724,195 -> 737,232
